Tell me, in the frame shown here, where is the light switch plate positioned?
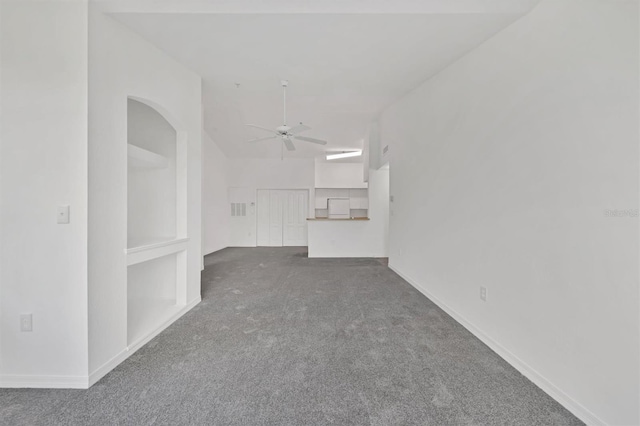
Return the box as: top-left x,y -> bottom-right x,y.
57,205 -> 70,224
480,286 -> 488,302
20,314 -> 33,332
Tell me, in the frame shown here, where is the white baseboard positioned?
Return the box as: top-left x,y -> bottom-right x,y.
308,253 -> 386,258
1,298 -> 202,390
204,246 -> 228,257
126,297 -> 201,355
0,297 -> 202,390
203,246 -> 229,270
388,264 -> 606,426
0,374 -> 89,389
87,348 -> 130,388
88,296 -> 201,387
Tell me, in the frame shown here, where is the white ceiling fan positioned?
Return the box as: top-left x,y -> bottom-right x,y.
245,80 -> 328,151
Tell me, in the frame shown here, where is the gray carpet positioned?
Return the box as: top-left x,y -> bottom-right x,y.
0,247 -> 582,425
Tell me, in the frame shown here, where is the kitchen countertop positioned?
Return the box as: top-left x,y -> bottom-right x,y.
307,217 -> 370,221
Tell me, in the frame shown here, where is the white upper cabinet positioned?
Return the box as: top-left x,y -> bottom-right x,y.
315,162 -> 368,189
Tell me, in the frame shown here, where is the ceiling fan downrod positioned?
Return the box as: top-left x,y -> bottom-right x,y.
282,80 -> 288,126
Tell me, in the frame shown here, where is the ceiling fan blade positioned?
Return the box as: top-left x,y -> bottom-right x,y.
288,123 -> 311,135
283,137 -> 296,151
247,135 -> 277,143
245,124 -> 277,134
294,135 -> 328,145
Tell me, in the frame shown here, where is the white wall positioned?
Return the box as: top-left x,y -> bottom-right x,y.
0,0 -> 89,387
308,168 -> 388,258
381,1 -> 639,424
229,158 -> 316,190
202,131 -> 229,255
365,121 -> 382,173
227,158 -> 315,246
315,162 -> 367,189
88,6 -> 202,381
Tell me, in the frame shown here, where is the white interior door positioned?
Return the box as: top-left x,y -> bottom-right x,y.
268,190 -> 284,246
283,190 -> 308,246
256,189 -> 270,246
256,189 -> 308,247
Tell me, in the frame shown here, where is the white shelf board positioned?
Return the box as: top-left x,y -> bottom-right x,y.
127,297 -> 182,346
128,144 -> 169,169
125,237 -> 189,266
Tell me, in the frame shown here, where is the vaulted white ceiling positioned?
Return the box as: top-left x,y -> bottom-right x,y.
107,1 -> 539,159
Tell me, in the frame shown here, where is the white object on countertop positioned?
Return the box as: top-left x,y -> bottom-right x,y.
328,198 -> 350,219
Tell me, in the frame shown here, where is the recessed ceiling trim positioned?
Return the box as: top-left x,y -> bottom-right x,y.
100,0 -> 540,15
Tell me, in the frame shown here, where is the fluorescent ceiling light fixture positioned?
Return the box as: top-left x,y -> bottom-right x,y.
326,150 -> 362,160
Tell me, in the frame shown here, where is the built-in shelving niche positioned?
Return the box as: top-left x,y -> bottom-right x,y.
126,97 -> 187,347
127,252 -> 186,345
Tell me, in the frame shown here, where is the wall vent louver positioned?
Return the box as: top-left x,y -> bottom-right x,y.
231,203 -> 247,217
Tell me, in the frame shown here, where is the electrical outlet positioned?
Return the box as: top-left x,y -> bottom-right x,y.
20,314 -> 33,332
480,286 -> 488,302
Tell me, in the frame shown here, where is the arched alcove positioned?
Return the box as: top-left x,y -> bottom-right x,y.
126,97 -> 188,346
127,98 -> 177,243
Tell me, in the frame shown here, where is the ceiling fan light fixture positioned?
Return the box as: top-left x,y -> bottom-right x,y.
326,150 -> 362,160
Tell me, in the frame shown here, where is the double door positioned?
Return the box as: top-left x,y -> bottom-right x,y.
257,190 -> 308,246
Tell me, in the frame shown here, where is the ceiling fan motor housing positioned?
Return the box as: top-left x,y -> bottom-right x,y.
276,125 -> 291,134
